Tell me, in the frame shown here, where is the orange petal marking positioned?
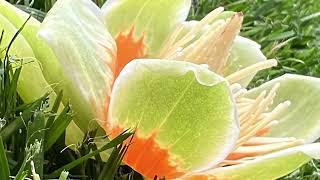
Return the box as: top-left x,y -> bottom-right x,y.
115,27 -> 147,77
102,27 -> 146,128
106,124 -> 185,179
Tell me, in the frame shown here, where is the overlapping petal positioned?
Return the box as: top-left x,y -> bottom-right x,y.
2,1 -> 320,179
101,0 -> 191,75
187,143 -> 320,180
246,74 -> 320,143
108,59 -> 239,179
102,0 -> 191,55
38,0 -> 116,131
0,0 -> 62,86
0,1 -> 56,105
224,36 -> 267,87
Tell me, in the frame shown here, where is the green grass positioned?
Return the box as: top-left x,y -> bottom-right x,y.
2,0 -> 320,179
189,0 -> 320,88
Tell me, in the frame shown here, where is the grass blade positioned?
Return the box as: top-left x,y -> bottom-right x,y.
14,171 -> 28,180
46,131 -> 133,178
58,171 -> 69,180
0,136 -> 10,180
14,156 -> 28,180
0,94 -> 47,142
15,5 -> 46,22
44,102 -> 72,152
45,90 -> 63,129
26,110 -> 46,178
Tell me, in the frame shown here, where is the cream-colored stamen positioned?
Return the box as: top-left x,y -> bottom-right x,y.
226,59 -> 278,84
243,137 -> 297,146
229,139 -> 304,160
225,82 -> 302,165
160,11 -> 243,75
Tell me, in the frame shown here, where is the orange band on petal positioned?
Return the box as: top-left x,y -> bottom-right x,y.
107,125 -> 185,179
102,27 -> 146,128
115,27 -> 147,77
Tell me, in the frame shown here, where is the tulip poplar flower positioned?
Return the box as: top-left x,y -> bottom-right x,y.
1,0 -> 320,179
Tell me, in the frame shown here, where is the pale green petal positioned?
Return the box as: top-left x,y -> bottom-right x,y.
0,9 -> 55,105
109,59 -> 239,172
246,74 -> 320,143
0,0 -> 63,85
101,0 -> 191,55
205,143 -> 320,180
224,36 -> 267,87
38,0 -> 116,131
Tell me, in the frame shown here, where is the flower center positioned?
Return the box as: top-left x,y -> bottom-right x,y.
220,79 -> 304,166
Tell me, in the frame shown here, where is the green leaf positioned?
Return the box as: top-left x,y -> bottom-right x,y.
98,142 -> 130,180
46,131 -> 133,178
109,59 -> 238,175
44,0 -> 56,12
26,109 -> 46,178
45,90 -> 63,129
0,137 -> 10,180
206,143 -> 320,180
44,102 -> 73,152
246,74 -> 320,143
14,156 -> 28,180
0,94 -> 47,141
14,171 -> 28,180
15,5 -> 46,22
0,4 -> 56,107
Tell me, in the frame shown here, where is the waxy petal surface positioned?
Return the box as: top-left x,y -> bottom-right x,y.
0,1 -> 56,105
224,36 -> 267,87
108,59 -> 239,179
197,143 -> 320,180
246,74 -> 320,143
102,0 -> 191,57
39,0 -> 116,130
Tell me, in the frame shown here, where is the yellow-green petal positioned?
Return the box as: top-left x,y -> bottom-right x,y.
0,0 -> 62,86
109,59 -> 238,178
101,0 -> 191,56
224,36 -> 267,87
0,5 -> 55,105
246,74 -> 320,143
205,143 -> 320,180
38,0 -> 116,131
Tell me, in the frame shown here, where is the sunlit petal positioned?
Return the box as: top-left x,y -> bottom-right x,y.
189,143 -> 320,180
246,74 -> 320,143
108,59 -> 239,179
39,0 -> 116,131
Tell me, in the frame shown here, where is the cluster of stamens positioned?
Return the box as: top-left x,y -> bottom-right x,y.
159,7 -> 243,75
220,80 -> 304,166
159,5 -> 304,168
